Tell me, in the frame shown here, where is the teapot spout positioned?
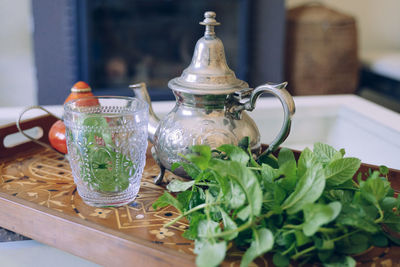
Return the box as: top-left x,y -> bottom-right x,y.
129,83 -> 160,143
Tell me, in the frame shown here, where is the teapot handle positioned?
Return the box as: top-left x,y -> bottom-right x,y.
246,82 -> 295,156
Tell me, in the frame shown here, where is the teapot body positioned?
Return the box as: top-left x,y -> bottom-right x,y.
153,91 -> 260,174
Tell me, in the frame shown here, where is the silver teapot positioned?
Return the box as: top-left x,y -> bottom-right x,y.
130,11 -> 295,184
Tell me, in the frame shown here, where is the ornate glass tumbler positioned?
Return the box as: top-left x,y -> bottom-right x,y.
64,96 -> 148,207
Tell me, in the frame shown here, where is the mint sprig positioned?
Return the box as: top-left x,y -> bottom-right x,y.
153,141 -> 400,267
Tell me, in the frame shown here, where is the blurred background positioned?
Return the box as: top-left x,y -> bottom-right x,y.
0,0 -> 399,111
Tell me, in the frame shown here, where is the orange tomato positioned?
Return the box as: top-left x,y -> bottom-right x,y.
48,119 -> 67,154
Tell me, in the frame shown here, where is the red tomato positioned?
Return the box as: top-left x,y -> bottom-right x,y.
48,119 -> 67,154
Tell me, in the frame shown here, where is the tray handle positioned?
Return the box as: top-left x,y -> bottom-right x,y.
0,113 -> 59,159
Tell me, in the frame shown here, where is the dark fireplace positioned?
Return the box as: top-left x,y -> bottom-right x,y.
32,0 -> 285,104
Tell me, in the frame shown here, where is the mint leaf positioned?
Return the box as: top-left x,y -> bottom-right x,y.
82,115 -> 109,128
182,212 -> 206,240
302,202 -> 341,236
237,205 -> 251,221
313,143 -> 342,165
273,183 -> 287,206
324,188 -> 354,204
260,163 -> 277,184
258,153 -> 279,169
194,219 -> 226,265
275,231 -> 295,247
195,240 -> 226,267
273,252 -> 290,267
336,205 -> 380,233
197,219 -> 221,239
276,148 -> 297,191
297,148 -> 318,177
218,144 -> 249,164
82,116 -> 112,145
315,238 -> 334,250
381,197 -> 400,219
185,145 -> 212,170
237,136 -> 259,167
277,161 -> 298,192
294,230 -> 312,246
360,174 -> 391,204
240,228 -> 274,267
219,208 -> 238,240
281,163 -> 325,214
171,162 -> 201,179
176,190 -> 193,212
84,146 -> 133,192
87,147 -> 114,190
152,191 -> 183,212
379,165 -> 389,175
371,233 -> 389,247
224,180 -> 246,209
167,179 -> 195,192
324,256 -> 356,267
209,159 -> 262,217
324,158 -> 361,186
336,233 -> 370,255
278,148 -> 296,167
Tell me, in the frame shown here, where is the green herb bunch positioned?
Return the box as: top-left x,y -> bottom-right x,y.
153,139 -> 400,267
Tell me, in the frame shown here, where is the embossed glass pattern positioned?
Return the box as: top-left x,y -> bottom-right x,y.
64,96 -> 148,207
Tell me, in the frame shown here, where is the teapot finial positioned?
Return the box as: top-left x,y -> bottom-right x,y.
200,11 -> 220,38
169,10 -> 248,95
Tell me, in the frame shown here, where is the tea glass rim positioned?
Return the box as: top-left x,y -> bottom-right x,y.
63,95 -> 148,116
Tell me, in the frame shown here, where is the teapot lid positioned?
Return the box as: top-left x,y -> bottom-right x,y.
168,11 -> 248,95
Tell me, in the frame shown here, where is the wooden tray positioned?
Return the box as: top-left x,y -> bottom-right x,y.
0,115 -> 399,266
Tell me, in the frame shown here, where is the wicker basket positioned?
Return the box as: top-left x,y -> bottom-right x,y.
285,3 -> 359,95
